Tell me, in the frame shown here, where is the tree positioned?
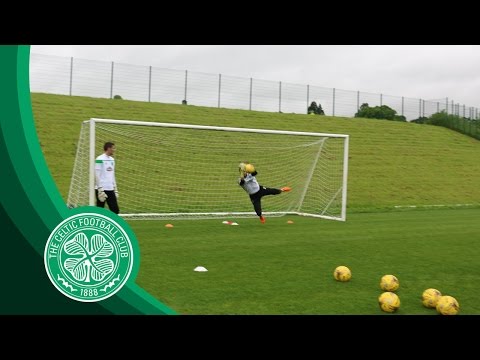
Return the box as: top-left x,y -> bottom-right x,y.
308,101 -> 318,114
355,103 -> 405,122
317,103 -> 325,115
113,95 -> 122,100
307,101 -> 325,115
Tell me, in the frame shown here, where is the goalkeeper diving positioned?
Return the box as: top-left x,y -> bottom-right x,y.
238,162 -> 291,224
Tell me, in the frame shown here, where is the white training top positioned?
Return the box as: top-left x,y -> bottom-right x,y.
95,154 -> 116,191
239,173 -> 260,195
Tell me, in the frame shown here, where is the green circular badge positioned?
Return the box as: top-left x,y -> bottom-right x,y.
44,213 -> 133,302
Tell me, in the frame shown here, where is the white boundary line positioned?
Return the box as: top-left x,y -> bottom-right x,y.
394,204 -> 475,208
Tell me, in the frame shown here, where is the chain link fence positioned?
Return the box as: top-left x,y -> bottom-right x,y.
29,53 -> 480,122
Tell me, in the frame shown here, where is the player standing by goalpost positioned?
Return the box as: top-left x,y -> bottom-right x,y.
95,142 -> 119,214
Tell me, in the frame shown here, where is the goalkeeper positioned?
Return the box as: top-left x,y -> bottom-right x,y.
95,142 -> 119,214
238,162 -> 291,224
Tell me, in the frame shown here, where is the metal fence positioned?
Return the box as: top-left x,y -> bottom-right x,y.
29,53 -> 480,121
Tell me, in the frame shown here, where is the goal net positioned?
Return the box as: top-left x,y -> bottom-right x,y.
67,119 -> 349,221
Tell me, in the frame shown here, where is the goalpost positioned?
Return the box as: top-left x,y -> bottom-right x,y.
67,118 -> 349,221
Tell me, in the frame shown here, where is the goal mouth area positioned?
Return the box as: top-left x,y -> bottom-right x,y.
68,118 -> 349,222
119,211 -> 344,221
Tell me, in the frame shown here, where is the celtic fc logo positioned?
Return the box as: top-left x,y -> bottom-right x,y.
44,213 -> 133,302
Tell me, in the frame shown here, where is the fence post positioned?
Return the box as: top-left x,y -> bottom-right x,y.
380,93 -> 383,106
451,100 -> 454,115
69,57 -> 73,96
184,70 -> 188,102
401,96 -> 404,116
463,104 -> 465,118
218,74 -> 222,108
279,81 -> 282,113
437,102 -> 439,113
148,66 -> 152,102
419,99 -> 422,118
249,78 -> 253,111
332,88 -> 336,116
307,85 -> 310,113
422,100 -> 425,117
110,61 -> 114,99
446,97 -> 448,114
357,91 -> 360,111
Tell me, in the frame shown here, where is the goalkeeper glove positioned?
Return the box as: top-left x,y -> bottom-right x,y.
238,162 -> 246,174
97,187 -> 108,202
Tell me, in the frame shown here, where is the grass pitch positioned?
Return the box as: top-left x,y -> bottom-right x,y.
131,209 -> 480,314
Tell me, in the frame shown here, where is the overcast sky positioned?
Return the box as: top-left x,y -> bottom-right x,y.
31,45 -> 480,106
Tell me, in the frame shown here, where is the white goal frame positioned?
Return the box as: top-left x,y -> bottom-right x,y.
85,118 -> 349,221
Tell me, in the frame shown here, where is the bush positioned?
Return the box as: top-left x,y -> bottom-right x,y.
422,111 -> 480,140
426,111 -> 457,126
182,100 -> 188,105
307,101 -> 325,115
354,103 -> 405,121
113,95 -> 122,100
411,117 -> 428,124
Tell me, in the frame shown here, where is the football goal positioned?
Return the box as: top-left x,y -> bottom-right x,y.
67,119 -> 349,221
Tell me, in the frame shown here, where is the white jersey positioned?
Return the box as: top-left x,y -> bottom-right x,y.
239,173 -> 260,195
95,154 -> 116,191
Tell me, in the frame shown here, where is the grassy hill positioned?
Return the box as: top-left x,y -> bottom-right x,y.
32,93 -> 480,212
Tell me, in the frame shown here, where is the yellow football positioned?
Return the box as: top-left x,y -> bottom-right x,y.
245,163 -> 255,173
378,292 -> 401,313
333,266 -> 351,282
436,296 -> 460,315
422,288 -> 442,308
380,275 -> 400,292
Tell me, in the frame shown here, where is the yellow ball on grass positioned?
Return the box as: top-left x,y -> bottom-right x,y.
380,275 -> 400,292
422,288 -> 442,308
436,296 -> 460,315
378,292 -> 401,313
333,266 -> 351,282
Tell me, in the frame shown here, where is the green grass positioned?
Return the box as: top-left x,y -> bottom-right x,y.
132,209 -> 480,314
31,93 -> 480,314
